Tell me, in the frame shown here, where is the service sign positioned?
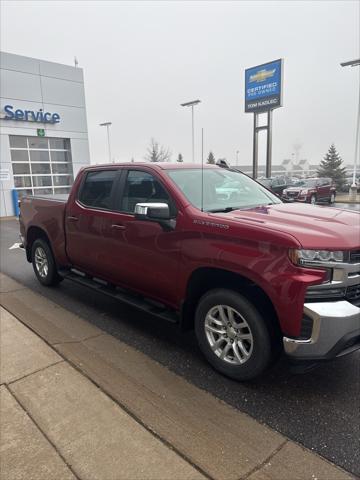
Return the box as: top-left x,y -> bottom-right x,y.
245,59 -> 283,113
2,105 -> 60,124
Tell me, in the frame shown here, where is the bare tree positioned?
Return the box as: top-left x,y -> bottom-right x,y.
145,138 -> 172,162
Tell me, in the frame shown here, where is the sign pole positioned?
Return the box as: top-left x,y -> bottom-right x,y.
245,59 -> 283,180
252,113 -> 259,179
266,110 -> 273,178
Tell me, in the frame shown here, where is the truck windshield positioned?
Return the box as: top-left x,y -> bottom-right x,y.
167,168 -> 281,212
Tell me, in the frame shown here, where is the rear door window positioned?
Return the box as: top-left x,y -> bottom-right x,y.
79,170 -> 117,210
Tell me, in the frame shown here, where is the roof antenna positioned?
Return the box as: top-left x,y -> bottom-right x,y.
74,56 -> 79,68
201,127 -> 204,212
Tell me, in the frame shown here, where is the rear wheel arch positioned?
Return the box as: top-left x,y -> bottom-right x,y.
26,226 -> 52,262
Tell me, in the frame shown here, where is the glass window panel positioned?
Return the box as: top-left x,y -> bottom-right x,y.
49,138 -> 70,150
28,137 -> 49,149
17,189 -> 33,198
33,188 -> 53,195
30,150 -> 50,162
53,175 -> 73,187
10,150 -> 29,162
120,170 -> 171,213
54,187 -> 71,194
9,136 -> 27,148
14,176 -> 32,188
79,170 -> 117,209
12,163 -> 31,175
32,176 -> 52,187
51,163 -> 73,174
51,150 -> 71,162
31,163 -> 51,174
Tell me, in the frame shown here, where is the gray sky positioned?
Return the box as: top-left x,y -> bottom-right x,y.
1,0 -> 359,167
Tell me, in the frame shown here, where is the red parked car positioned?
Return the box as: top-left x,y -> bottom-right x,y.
282,178 -> 336,204
19,164 -> 359,380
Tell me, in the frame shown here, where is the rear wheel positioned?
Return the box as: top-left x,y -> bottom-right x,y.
195,289 -> 272,381
31,239 -> 62,286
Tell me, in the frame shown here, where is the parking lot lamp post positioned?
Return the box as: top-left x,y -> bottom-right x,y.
181,100 -> 201,163
99,122 -> 112,163
341,59 -> 360,198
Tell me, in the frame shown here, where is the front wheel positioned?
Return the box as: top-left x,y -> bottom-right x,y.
195,289 -> 272,381
31,238 -> 62,286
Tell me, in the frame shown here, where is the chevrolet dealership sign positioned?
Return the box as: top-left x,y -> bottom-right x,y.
245,59 -> 283,113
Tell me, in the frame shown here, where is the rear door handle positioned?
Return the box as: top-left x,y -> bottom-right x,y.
67,216 -> 78,222
111,224 -> 126,230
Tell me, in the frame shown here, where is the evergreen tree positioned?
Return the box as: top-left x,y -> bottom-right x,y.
317,144 -> 346,190
207,151 -> 215,164
177,153 -> 183,162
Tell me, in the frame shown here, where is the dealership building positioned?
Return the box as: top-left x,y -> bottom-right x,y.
0,51 -> 90,217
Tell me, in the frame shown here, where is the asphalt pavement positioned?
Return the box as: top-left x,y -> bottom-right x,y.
1,209 -> 359,477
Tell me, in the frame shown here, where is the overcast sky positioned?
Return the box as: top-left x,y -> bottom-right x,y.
1,0 -> 359,167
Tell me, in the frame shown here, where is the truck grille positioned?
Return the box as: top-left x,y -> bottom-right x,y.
350,250 -> 360,264
286,191 -> 299,199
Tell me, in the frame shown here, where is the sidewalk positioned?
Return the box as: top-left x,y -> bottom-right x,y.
335,193 -> 360,204
0,272 -> 355,480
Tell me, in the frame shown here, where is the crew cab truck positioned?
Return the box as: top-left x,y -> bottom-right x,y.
19,163 -> 360,380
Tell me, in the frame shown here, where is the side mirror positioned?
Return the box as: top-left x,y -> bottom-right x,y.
134,202 -> 171,221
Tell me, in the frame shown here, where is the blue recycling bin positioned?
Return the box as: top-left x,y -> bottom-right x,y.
12,189 -> 20,217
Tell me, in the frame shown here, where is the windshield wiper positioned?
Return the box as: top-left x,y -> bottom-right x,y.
208,202 -> 277,213
207,206 -> 242,213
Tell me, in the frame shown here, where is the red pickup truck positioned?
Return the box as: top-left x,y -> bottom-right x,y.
19,163 -> 360,380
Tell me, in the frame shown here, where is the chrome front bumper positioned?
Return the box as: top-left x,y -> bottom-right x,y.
283,301 -> 360,360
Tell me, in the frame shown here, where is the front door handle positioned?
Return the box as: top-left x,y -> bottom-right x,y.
67,216 -> 78,222
111,224 -> 126,230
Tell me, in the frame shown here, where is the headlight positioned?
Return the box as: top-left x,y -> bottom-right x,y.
300,189 -> 308,194
289,249 -> 346,265
283,189 -> 288,195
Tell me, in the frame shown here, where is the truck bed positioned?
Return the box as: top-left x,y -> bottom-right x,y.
25,193 -> 69,203
20,193 -> 69,266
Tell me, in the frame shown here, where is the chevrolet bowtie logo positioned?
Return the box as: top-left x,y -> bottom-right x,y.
249,68 -> 276,83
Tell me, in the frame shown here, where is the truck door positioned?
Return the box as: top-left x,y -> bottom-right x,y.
99,168 -> 182,307
65,168 -> 121,277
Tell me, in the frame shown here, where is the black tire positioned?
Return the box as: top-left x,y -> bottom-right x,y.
195,289 -> 272,381
31,238 -> 62,286
310,194 -> 317,205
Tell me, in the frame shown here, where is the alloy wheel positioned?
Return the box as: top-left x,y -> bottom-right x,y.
34,246 -> 49,278
204,305 -> 254,365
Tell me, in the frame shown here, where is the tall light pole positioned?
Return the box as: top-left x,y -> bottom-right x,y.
236,150 -> 239,166
99,122 -> 112,163
181,99 -> 201,162
341,58 -> 360,197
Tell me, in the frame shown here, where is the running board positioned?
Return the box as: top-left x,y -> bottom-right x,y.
58,269 -> 178,324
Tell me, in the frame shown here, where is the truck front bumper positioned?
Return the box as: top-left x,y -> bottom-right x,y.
283,301 -> 360,360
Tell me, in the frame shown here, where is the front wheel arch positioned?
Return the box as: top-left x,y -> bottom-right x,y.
195,288 -> 273,380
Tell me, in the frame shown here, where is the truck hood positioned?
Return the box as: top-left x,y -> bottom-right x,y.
213,203 -> 359,250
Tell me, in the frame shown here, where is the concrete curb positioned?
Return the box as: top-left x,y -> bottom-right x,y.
0,272 -> 355,480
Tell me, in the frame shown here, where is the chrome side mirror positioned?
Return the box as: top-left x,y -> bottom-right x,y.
134,202 -> 170,220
